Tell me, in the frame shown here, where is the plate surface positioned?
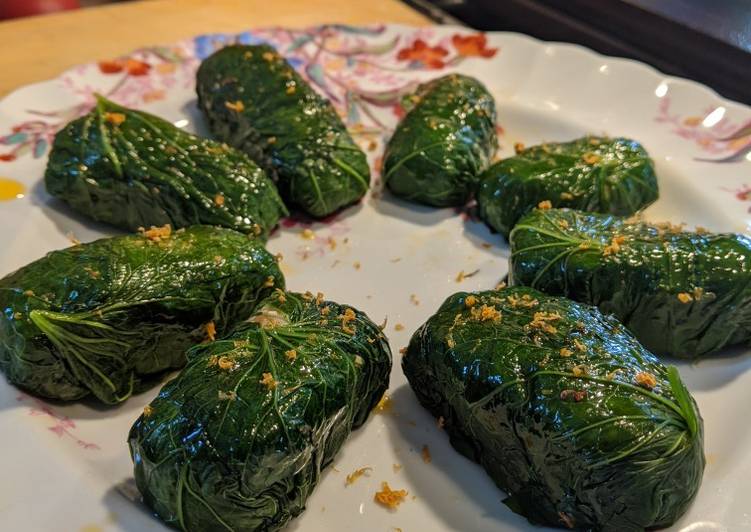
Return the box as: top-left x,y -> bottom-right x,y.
1,24 -> 750,532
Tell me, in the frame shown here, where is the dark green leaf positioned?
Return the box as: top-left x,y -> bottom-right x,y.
383,74 -> 497,207
403,286 -> 704,530
45,95 -> 287,236
128,291 -> 392,531
196,44 -> 370,218
509,208 -> 751,357
477,136 -> 658,238
0,225 -> 283,403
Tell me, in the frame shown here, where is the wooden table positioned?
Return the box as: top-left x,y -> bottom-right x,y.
0,0 -> 429,98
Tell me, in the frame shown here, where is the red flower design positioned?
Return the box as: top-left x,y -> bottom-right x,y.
98,58 -> 151,76
396,39 -> 448,69
452,33 -> 498,58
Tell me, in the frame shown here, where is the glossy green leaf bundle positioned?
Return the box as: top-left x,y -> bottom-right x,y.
45,96 -> 287,236
403,286 -> 703,530
196,44 -> 370,218
128,290 -> 391,531
383,74 -> 497,206
0,226 -> 283,403
476,136 -> 658,237
510,208 -> 751,358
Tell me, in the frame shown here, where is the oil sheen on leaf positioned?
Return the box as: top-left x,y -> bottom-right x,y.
402,286 -> 704,530
128,291 -> 392,531
196,44 -> 370,218
0,226 -> 283,403
509,208 -> 751,357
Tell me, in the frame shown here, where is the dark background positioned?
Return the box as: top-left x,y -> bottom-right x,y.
409,0 -> 751,105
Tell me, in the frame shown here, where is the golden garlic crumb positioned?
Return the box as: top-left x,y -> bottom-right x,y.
560,347 -> 573,358
345,467 -> 372,486
495,281 -> 507,290
470,304 -> 502,322
582,152 -> 601,164
635,371 -> 657,389
263,275 -> 275,288
259,372 -> 277,390
104,112 -> 126,125
262,51 -> 275,61
218,390 -> 237,401
374,482 -> 408,509
139,224 -> 172,242
214,193 -> 225,206
557,219 -> 569,229
560,192 -> 574,200
537,200 -> 552,210
465,295 -> 477,307
677,292 -> 693,303
421,445 -> 432,464
693,287 -> 704,300
143,405 -> 154,417
224,100 -> 245,112
286,85 -> 296,95
353,261 -> 361,270
573,339 -> 587,352
217,356 -> 234,371
514,141 -> 525,153
204,321 -> 217,342
395,323 -> 405,331
23,290 -> 34,297
340,307 -> 357,334
301,228 -> 315,240
285,349 -> 297,362
572,365 -> 587,377
527,311 -> 561,334
603,235 -> 626,256
375,394 -> 393,413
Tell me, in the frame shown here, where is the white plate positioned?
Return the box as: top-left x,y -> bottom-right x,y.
1,24 -> 750,532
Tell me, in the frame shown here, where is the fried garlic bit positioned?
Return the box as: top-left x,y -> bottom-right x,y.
285,349 -> 297,362
634,371 -> 657,390
470,304 -> 502,322
527,311 -> 561,334
374,482 -> 408,509
559,347 -> 573,358
677,292 -> 693,303
204,321 -> 217,342
139,224 -> 172,242
513,141 -> 525,153
507,293 -> 538,309
537,200 -> 552,210
143,405 -> 154,417
104,112 -> 126,125
582,152 -> 601,164
340,308 -> 357,335
464,295 -> 477,307
224,100 -> 245,112
259,372 -> 277,390
375,394 -> 393,414
603,235 -> 627,256
345,466 -> 372,486
263,275 -> 276,288
421,444 -> 432,464
301,228 -> 315,240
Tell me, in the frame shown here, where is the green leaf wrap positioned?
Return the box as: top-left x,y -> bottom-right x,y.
45,96 -> 287,236
510,208 -> 751,358
476,136 -> 658,237
128,291 -> 392,531
195,44 -> 370,218
403,286 -> 703,530
0,226 -> 283,403
383,74 -> 498,207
